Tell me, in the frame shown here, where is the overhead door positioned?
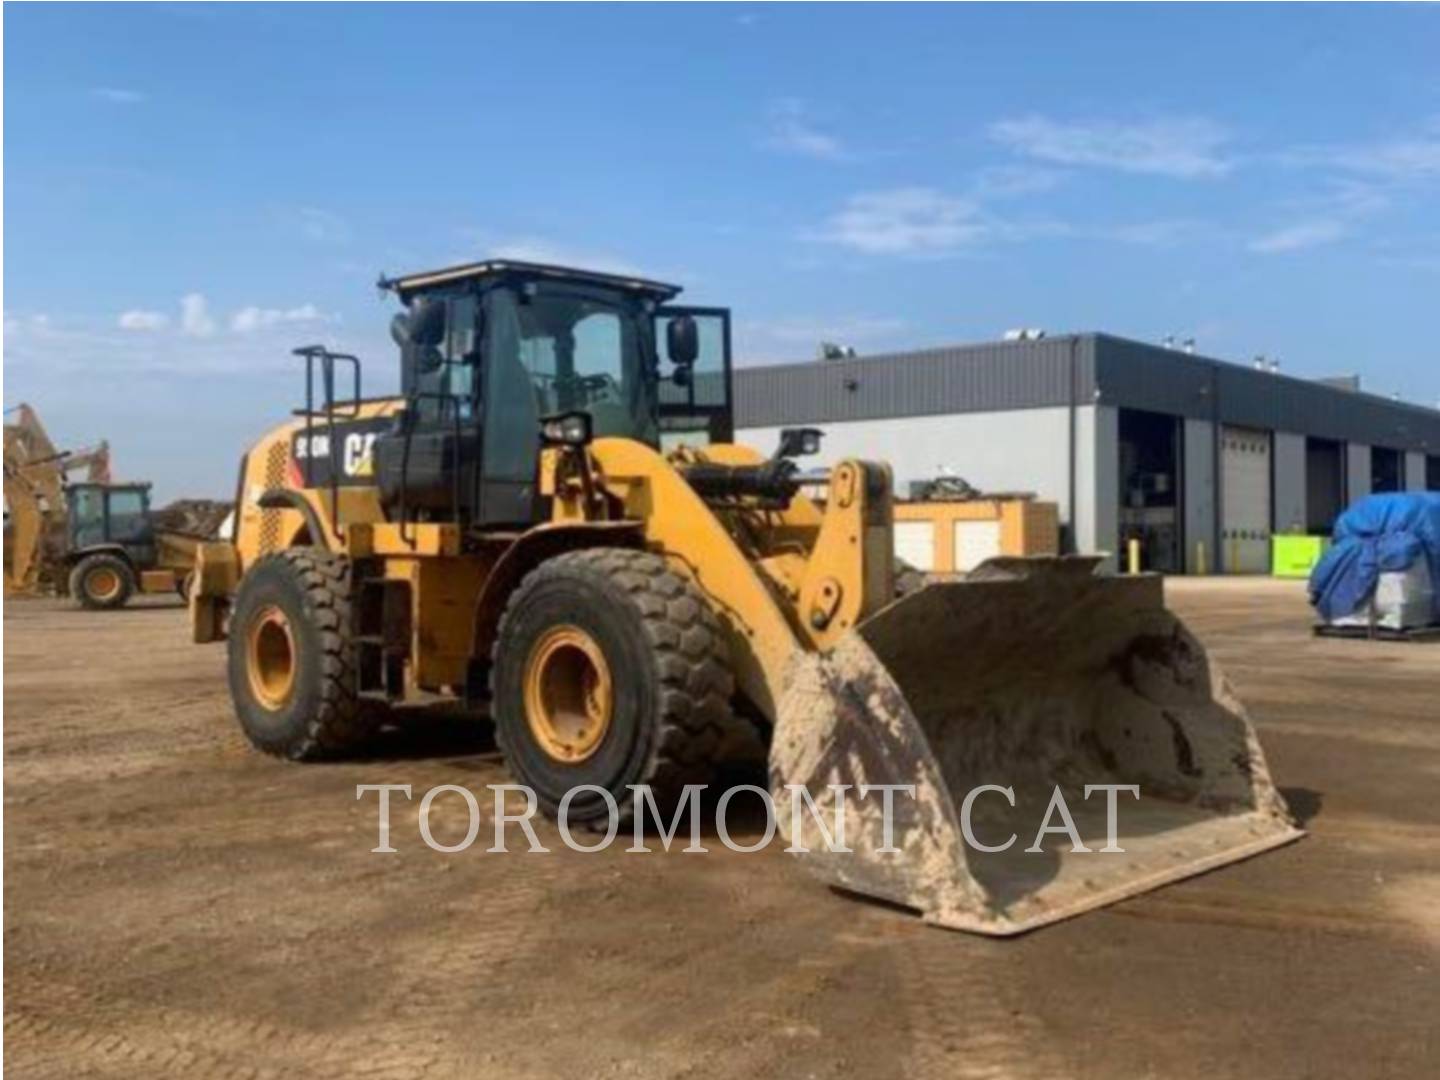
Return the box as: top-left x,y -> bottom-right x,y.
952,519 -> 1002,572
893,520 -> 935,572
1221,425 -> 1271,573
1305,438 -> 1345,535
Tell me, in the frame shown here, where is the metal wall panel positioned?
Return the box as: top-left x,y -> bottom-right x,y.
1405,451 -> 1428,493
1347,443 -> 1372,502
734,337 -> 1095,428
734,333 -> 1440,453
1182,418 -> 1217,573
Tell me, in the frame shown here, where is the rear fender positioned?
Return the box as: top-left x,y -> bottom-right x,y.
65,543 -> 135,569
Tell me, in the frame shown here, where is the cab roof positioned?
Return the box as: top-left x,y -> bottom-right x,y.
377,259 -> 683,303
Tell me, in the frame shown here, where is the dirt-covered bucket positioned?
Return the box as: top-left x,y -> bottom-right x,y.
770,557 -> 1303,935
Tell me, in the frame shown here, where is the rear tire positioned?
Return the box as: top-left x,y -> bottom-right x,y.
70,553 -> 136,610
227,548 -> 375,760
491,548 -> 737,826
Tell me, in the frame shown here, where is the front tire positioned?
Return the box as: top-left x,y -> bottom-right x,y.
227,548 -> 375,760
491,548 -> 736,825
70,553 -> 136,610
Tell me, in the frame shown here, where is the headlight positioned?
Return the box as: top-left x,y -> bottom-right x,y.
777,426 -> 823,459
540,412 -> 593,447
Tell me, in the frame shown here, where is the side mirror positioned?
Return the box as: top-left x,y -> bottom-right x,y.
777,427 -> 823,459
667,315 -> 699,369
390,312 -> 412,347
408,297 -> 447,347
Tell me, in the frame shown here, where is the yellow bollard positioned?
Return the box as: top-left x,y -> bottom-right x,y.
1127,538 -> 1142,575
1195,541 -> 1208,576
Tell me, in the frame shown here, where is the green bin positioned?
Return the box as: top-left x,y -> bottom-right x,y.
1271,534 -> 1328,578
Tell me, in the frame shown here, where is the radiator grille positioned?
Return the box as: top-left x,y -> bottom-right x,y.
258,442 -> 287,555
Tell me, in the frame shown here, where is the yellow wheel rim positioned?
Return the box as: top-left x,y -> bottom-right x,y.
87,567 -> 121,602
523,625 -> 614,763
246,605 -> 297,710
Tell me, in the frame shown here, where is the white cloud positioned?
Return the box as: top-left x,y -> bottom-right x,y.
815,188 -> 987,255
1104,219 -> 1208,247
1248,220 -> 1347,254
989,114 -> 1233,178
180,293 -> 217,337
764,99 -> 846,161
231,304 -> 327,334
93,87 -> 145,104
737,315 -> 907,365
4,312 -> 52,341
118,310 -> 170,331
750,315 -> 906,346
4,311 -> 388,381
1286,122 -> 1440,183
297,207 -> 352,243
969,165 -> 1064,199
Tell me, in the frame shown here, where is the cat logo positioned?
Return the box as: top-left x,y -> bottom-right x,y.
343,432 -> 378,478
289,417 -> 390,488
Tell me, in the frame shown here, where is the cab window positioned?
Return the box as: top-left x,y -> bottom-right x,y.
107,489 -> 149,542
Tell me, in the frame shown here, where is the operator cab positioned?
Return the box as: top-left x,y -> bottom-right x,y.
65,482 -> 156,561
372,259 -> 733,529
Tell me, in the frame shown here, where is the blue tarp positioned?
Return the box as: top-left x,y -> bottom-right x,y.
1309,493 -> 1440,622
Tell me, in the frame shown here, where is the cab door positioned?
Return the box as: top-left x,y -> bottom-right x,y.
654,307 -> 733,449
105,487 -> 157,568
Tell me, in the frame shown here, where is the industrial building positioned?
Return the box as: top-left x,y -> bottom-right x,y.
733,333 -> 1440,573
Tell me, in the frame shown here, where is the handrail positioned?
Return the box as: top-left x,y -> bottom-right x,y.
292,345 -> 363,541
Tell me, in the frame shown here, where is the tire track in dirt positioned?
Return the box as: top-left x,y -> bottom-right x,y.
894,932 -> 1069,1080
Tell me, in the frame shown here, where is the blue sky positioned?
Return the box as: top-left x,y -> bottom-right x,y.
5,2 -> 1439,499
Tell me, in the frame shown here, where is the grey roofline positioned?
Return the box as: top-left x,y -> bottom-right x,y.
733,331 -> 1440,451
741,330 -> 1440,424
1088,332 -> 1440,428
736,332 -> 1088,379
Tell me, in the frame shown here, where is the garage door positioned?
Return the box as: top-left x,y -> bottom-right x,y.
1222,425 -> 1271,573
953,520 -> 1002,572
893,521 -> 934,571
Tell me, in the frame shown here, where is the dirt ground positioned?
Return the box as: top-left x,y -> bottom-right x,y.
4,578 -> 1438,1079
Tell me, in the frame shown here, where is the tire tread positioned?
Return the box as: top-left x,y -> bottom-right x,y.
491,547 -> 759,809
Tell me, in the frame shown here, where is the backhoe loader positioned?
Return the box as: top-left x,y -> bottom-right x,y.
192,260 -> 1300,934
4,404 -> 213,608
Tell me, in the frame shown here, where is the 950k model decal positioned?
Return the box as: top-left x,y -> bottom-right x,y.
289,418 -> 392,488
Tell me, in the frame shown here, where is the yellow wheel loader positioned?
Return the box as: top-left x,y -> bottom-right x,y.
192,260 -> 1300,934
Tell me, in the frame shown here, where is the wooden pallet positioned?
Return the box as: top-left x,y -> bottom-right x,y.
1314,622 -> 1440,642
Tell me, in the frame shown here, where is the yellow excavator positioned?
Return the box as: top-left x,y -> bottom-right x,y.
4,403 -> 113,596
191,260 -> 1300,934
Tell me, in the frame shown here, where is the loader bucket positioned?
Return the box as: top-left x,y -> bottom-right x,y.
770,557 -> 1302,935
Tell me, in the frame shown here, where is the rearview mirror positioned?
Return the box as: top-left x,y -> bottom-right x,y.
667,315 -> 699,369
390,312 -> 412,347
408,297 -> 447,347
